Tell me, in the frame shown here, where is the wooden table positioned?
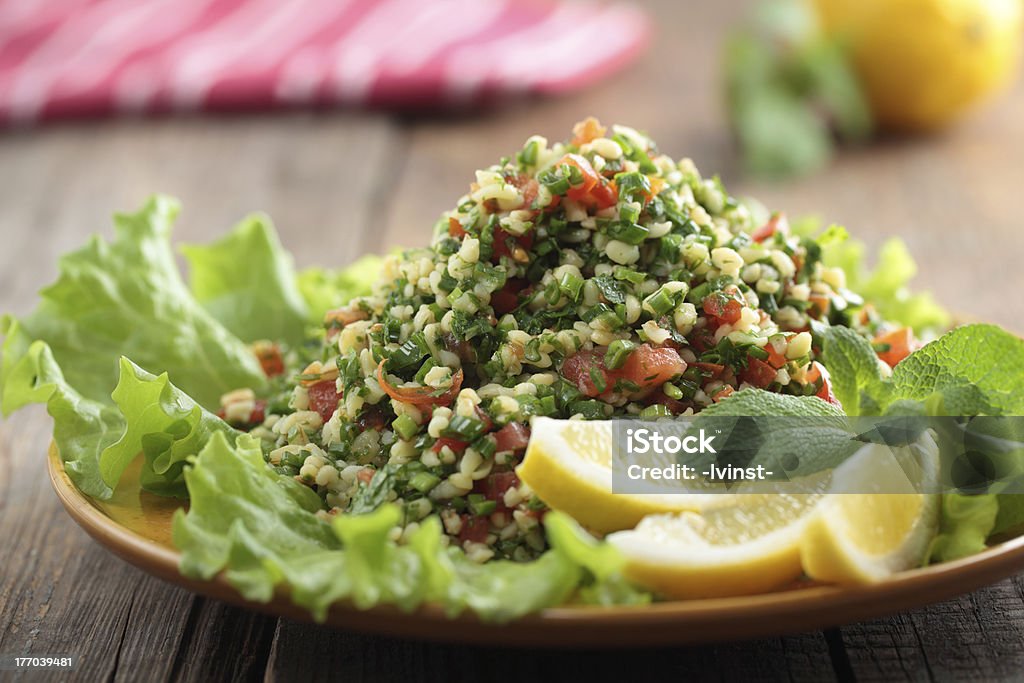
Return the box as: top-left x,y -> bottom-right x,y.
2,1 -> 1024,680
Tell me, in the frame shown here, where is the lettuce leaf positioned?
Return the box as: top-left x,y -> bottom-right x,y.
297,255 -> 384,322
0,195 -> 265,411
928,493 -> 999,563
181,216 -> 310,346
822,234 -> 950,332
173,432 -> 647,622
1,320 -> 122,498
101,357 -> 240,497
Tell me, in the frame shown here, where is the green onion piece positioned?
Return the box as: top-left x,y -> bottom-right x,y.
618,202 -> 642,224
604,339 -> 637,370
748,346 -> 770,361
608,221 -> 649,245
473,434 -> 498,459
612,266 -> 646,284
409,471 -> 441,494
559,272 -> 584,301
645,288 -> 676,316
443,415 -> 487,441
589,367 -> 608,394
469,497 -> 497,516
640,404 -> 672,418
392,414 -> 420,441
662,383 -> 684,400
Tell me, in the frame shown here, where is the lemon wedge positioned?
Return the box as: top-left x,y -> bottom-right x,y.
607,489 -> 826,599
800,433 -> 941,584
516,417 -> 724,533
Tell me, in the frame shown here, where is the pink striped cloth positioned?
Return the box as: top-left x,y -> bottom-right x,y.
0,0 -> 650,125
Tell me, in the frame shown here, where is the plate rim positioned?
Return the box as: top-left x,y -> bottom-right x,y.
47,442 -> 1024,647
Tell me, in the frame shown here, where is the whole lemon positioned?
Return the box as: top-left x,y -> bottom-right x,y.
812,0 -> 1023,130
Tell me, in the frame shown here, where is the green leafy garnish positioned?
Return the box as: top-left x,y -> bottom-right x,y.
182,215 -> 311,346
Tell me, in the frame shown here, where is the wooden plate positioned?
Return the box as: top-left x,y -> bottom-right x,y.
48,443 -> 1024,647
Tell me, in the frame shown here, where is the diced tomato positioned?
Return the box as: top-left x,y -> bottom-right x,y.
618,345 -> 687,391
561,344 -> 686,399
571,117 -> 607,146
356,469 -> 375,484
808,294 -> 830,318
740,357 -> 778,389
557,154 -> 619,210
689,326 -> 718,353
448,216 -> 467,238
376,360 -> 464,408
357,406 -> 388,432
491,278 -> 527,315
642,176 -> 666,204
254,343 -> 285,377
703,292 -> 744,325
873,328 -> 914,368
474,406 -> 494,432
493,423 -> 530,453
216,399 -> 267,427
692,362 -> 726,379
806,362 -> 841,407
479,471 -> 521,511
491,226 -> 534,263
752,213 -> 788,243
765,343 -> 788,369
711,385 -> 735,402
432,437 -> 469,454
307,380 -> 342,422
459,515 -> 490,545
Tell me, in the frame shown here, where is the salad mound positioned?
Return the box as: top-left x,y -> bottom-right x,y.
230,118 -> 903,560
2,119 -> 1024,621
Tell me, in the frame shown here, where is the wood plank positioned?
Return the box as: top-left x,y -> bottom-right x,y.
0,407 -> 193,682
838,576 -> 1024,681
264,620 -> 836,683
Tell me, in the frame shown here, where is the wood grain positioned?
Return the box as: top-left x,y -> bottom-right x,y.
2,0 -> 1024,679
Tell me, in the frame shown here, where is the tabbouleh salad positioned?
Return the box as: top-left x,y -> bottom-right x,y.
222,118 -> 914,562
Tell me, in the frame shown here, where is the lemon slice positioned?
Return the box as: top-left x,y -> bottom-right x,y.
800,433 -> 941,584
516,417 -> 726,533
607,489 -> 826,599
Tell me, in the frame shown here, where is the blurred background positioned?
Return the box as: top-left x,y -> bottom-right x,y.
1,0 -> 1022,329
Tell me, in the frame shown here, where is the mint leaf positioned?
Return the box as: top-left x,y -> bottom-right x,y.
819,324 -> 884,416
699,388 -> 846,418
182,216 -> 310,346
889,324 -> 1024,416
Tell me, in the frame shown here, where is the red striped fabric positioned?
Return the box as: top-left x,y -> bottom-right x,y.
0,0 -> 650,124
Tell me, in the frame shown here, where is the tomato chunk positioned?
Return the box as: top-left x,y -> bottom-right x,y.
376,360 -> 463,408
557,154 -> 619,210
740,357 -> 778,389
873,328 -> 914,368
561,344 -> 686,398
703,292 -> 744,325
459,515 -> 490,545
432,437 -> 469,454
307,380 -> 342,422
571,116 -> 606,146
479,471 -> 521,511
491,278 -> 527,315
491,226 -> 534,263
493,423 -> 530,453
806,362 -> 841,407
752,213 -> 788,243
